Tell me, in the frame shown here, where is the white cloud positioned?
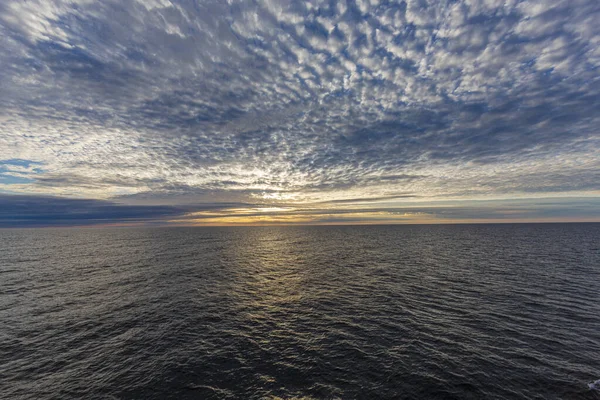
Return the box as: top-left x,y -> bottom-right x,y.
0,0 -> 598,207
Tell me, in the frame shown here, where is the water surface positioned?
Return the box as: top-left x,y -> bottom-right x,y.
1,224 -> 599,399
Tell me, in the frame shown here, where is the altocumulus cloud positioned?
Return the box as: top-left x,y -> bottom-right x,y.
0,0 -> 599,225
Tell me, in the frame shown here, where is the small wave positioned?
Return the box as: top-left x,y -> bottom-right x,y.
2,224 -> 600,399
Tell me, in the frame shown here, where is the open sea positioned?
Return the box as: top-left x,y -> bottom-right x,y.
1,224 -> 599,399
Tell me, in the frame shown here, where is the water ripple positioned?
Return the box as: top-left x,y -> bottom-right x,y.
1,224 -> 599,399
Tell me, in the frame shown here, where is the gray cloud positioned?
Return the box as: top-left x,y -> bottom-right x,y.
0,193 -> 597,228
0,0 -> 599,223
0,194 -> 186,227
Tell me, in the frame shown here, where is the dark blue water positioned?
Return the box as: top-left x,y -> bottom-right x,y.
1,224 -> 599,399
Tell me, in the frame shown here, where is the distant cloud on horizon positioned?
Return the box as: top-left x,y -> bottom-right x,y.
0,193 -> 598,227
0,0 -> 599,225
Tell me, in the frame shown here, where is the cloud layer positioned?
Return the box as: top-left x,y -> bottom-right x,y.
1,194 -> 598,227
0,0 -> 599,224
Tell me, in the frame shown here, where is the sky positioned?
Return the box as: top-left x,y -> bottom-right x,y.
0,0 -> 599,227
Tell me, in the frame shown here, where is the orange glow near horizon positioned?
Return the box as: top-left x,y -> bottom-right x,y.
165,206 -> 600,227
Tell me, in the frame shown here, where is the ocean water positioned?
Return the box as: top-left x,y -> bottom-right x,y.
1,224 -> 599,399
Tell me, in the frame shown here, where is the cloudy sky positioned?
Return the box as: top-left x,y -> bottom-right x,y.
0,0 -> 599,226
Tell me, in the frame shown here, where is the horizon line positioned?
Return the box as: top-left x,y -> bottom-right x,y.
3,219 -> 600,229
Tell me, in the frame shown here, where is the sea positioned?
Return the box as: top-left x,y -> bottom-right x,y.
1,224 -> 599,399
